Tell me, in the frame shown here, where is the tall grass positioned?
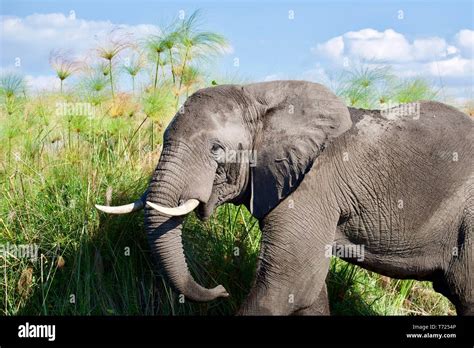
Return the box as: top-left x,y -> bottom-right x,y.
122,50 -> 146,94
175,9 -> 229,106
96,29 -> 131,99
0,72 -> 26,116
49,50 -> 80,94
335,64 -> 439,109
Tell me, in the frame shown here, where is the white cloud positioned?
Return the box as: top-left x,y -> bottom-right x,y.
312,28 -> 474,80
427,56 -> 474,77
456,29 -> 474,57
0,13 -> 161,73
346,29 -> 412,62
412,37 -> 450,60
313,28 -> 459,63
25,74 -> 60,92
314,36 -> 344,60
1,13 -> 159,45
344,28 -> 382,40
446,45 -> 459,55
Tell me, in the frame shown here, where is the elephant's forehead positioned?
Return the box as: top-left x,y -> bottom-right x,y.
170,100 -> 244,129
165,112 -> 245,145
167,111 -> 222,137
172,112 -> 217,129
170,118 -> 248,146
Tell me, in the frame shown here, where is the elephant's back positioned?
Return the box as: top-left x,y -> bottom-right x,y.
348,101 -> 472,142
331,102 -> 472,262
342,100 -> 473,189
417,100 -> 473,131
396,101 -> 473,150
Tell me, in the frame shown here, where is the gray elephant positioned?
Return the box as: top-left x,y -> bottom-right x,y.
96,81 -> 473,315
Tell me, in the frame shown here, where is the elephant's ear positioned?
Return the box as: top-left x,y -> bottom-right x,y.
244,81 -> 352,219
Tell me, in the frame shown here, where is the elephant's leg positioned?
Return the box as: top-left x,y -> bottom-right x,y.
438,214 -> 473,315
442,261 -> 474,315
449,261 -> 473,315
292,283 -> 330,316
238,189 -> 339,315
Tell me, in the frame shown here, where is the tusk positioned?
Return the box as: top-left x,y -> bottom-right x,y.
95,199 -> 144,214
146,199 -> 199,216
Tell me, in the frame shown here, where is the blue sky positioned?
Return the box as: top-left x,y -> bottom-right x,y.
1,0 -> 473,102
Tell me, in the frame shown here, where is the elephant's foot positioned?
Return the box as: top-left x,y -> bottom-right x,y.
238,281 -> 331,316
292,284 -> 330,316
433,253 -> 472,315
456,304 -> 474,316
236,286 -> 298,315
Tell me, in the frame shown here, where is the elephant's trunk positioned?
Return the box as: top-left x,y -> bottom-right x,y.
144,149 -> 228,302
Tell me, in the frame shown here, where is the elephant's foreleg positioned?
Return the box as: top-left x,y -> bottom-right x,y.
238,190 -> 339,315
292,283 -> 330,315
432,212 -> 473,315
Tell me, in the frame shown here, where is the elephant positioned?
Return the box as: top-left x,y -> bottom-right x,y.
96,80 -> 473,315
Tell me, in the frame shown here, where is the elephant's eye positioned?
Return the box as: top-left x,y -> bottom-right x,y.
211,143 -> 225,162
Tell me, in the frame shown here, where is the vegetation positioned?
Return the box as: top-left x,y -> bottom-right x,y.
334,64 -> 440,109
122,50 -> 146,94
49,50 -> 80,94
0,72 -> 26,116
96,29 -> 131,99
0,11 -> 466,316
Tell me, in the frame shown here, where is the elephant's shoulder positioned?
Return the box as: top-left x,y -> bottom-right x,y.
347,107 -> 382,124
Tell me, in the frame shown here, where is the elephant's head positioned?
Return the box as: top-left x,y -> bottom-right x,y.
96,80 -> 352,302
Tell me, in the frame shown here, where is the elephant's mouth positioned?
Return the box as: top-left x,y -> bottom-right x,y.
195,194 -> 218,220
196,181 -> 243,220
